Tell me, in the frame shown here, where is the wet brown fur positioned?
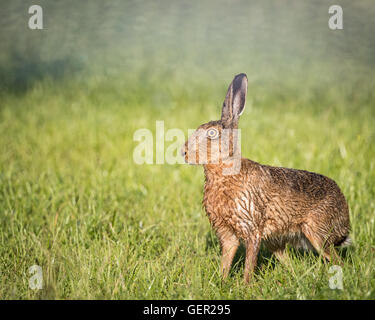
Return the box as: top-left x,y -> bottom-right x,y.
182,74 -> 351,283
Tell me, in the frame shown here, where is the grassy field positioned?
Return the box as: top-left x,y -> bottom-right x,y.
1,0 -> 375,299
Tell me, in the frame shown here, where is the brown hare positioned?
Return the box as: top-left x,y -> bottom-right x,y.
181,73 -> 351,283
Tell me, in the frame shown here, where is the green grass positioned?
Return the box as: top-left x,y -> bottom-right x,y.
1,0 -> 375,299
1,68 -> 375,299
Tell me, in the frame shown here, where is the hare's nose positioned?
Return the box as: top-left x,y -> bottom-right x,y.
181,146 -> 187,157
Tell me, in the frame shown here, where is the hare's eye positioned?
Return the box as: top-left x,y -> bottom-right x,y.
206,128 -> 219,139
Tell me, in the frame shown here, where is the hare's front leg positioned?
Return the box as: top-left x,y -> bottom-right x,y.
244,232 -> 261,283
217,227 -> 240,279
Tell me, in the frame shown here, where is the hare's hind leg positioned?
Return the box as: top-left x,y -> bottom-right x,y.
217,227 -> 240,279
302,225 -> 342,264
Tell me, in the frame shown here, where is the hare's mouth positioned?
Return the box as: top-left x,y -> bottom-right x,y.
184,158 -> 198,165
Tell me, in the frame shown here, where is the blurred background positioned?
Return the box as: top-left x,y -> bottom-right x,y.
1,0 -> 375,299
1,0 -> 374,93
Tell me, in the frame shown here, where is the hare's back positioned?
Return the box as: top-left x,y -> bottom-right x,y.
262,164 -> 349,228
265,165 -> 342,202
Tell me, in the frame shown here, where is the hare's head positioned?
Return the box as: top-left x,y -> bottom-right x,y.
181,73 -> 248,169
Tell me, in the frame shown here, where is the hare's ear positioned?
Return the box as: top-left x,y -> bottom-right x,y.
221,73 -> 248,128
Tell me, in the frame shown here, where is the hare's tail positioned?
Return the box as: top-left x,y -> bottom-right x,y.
335,235 -> 352,247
